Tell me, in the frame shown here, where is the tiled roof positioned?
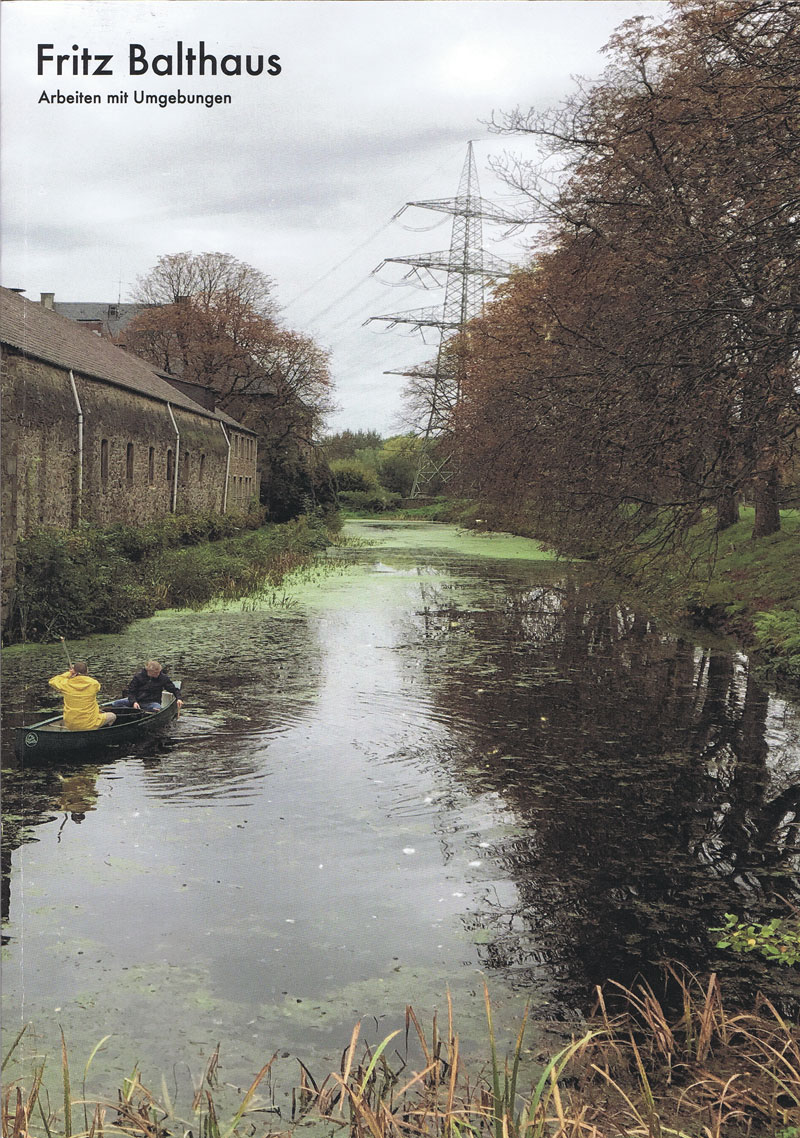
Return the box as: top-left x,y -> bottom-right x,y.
0,288 -> 223,420
52,301 -> 152,337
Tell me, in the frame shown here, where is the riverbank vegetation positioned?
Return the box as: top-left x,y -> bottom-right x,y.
531,502 -> 800,681
3,971 -> 798,1138
676,509 -> 800,680
3,508 -> 338,644
475,502 -> 798,681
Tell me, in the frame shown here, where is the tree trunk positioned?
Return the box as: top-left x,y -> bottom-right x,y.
752,462 -> 781,538
715,489 -> 739,531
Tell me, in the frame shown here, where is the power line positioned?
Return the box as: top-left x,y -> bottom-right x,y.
281,141 -> 469,313
281,217 -> 399,311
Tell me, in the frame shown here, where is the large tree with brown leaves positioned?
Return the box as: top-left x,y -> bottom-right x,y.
458,0 -> 799,548
120,252 -> 335,519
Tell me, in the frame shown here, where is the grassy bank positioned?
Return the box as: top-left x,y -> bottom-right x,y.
3,971 -> 798,1138
616,507 -> 799,683
680,509 -> 800,682
3,509 -> 339,644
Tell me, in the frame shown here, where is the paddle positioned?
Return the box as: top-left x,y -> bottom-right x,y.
59,636 -> 73,670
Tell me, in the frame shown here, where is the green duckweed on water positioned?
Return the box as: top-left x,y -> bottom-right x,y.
343,519 -> 558,561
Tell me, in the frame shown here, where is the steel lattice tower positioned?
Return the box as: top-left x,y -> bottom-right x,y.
367,143 -> 523,495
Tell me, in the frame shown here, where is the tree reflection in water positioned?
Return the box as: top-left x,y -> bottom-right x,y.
402,573 -> 800,1012
2,548 -> 798,1035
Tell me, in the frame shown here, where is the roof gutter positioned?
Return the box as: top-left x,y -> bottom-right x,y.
166,402 -> 180,513
67,370 -> 83,523
219,421 -> 231,514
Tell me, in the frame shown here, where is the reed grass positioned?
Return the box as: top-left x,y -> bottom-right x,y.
3,970 -> 798,1138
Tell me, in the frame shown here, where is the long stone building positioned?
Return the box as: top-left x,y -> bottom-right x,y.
1,286 -> 258,627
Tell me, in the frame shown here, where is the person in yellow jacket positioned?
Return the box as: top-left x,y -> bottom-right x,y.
48,662 -> 116,731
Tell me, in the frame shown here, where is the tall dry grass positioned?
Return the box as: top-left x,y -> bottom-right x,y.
3,971 -> 798,1138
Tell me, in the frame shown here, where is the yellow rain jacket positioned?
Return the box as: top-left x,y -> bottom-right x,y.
48,671 -> 106,731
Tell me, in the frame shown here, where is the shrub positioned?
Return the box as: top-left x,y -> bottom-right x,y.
712,911 -> 800,965
3,508 -> 326,643
146,544 -> 252,608
753,608 -> 800,678
8,528 -> 151,641
330,459 -> 381,494
337,489 -> 395,513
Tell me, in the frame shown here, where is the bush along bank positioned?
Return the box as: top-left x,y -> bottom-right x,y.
3,508 -> 338,644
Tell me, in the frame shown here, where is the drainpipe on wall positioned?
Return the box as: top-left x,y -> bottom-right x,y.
219,421 -> 231,514
68,370 -> 83,523
166,402 -> 180,513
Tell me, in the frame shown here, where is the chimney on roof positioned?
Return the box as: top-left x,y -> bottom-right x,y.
40,292 -> 55,309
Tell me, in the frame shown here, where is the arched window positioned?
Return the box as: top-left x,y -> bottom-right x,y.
148,447 -> 155,485
100,439 -> 109,486
166,448 -> 174,484
199,453 -> 206,481
126,442 -> 134,483
182,450 -> 190,485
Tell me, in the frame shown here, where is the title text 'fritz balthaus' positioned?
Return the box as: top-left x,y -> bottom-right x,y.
37,42 -> 281,77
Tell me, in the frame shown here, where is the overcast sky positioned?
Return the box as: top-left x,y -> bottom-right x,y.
1,0 -> 669,433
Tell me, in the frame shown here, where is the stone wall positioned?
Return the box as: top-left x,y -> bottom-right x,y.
75,380 -> 232,526
0,347 -> 258,629
0,349 -> 250,534
4,351 -> 78,532
226,428 -> 258,511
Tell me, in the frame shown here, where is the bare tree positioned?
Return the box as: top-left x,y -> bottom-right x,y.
133,251 -> 277,316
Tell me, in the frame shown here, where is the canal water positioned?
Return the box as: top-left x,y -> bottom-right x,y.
2,519 -> 799,1109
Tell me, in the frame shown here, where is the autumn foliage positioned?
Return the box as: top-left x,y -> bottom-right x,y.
454,0 -> 799,554
120,252 -> 335,519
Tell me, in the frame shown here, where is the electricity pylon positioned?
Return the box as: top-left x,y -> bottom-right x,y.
367,142 -> 524,495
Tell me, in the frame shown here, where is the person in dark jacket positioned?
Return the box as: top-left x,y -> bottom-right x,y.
113,660 -> 183,712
